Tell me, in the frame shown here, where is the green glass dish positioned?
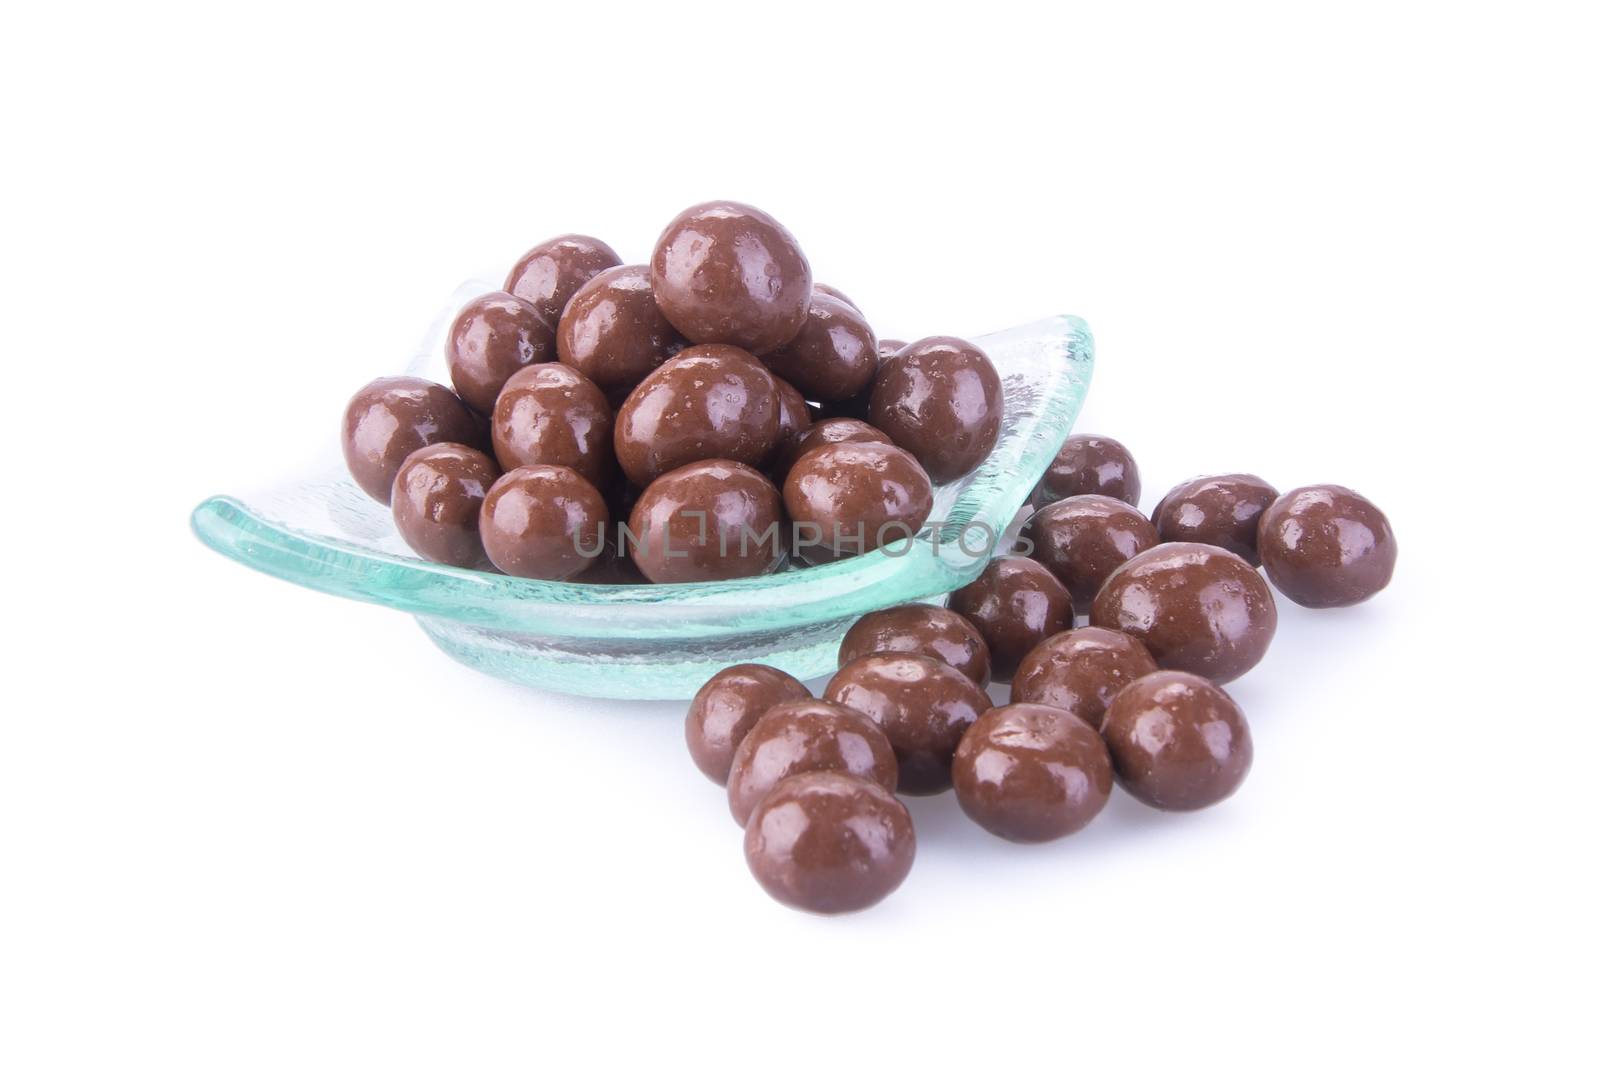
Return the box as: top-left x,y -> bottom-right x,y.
191,281 -> 1093,698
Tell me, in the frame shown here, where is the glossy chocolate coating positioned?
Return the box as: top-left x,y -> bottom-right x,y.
1153,473 -> 1279,567
1101,670 -> 1252,811
774,417 -> 890,477
342,376 -> 483,503
838,604 -> 992,688
505,234 -> 622,327
782,441 -> 933,562
726,700 -> 899,826
948,556 -> 1075,682
813,283 -> 859,311
953,703 -> 1113,842
490,363 -> 615,488
627,460 -> 783,583
1258,484 -> 1397,607
1011,627 -> 1159,730
1023,494 -> 1159,603
614,344 -> 780,486
686,665 -> 812,784
556,264 -> 686,395
445,291 -> 556,414
1090,543 -> 1277,683
766,293 -> 877,403
650,201 -> 812,355
770,375 -> 813,466
823,653 -> 992,795
744,771 -> 914,915
480,464 -> 608,580
390,443 -> 499,568
877,338 -> 906,358
868,336 -> 1003,482
1032,434 -> 1141,508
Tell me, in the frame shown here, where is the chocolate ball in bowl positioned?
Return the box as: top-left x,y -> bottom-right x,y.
1023,495 -> 1159,604
765,293 -> 877,403
953,703 -> 1114,842
877,338 -> 906,358
390,443 -> 500,568
1032,434 -> 1141,508
342,376 -> 483,503
868,336 -> 1003,482
812,283 -> 859,311
444,291 -> 556,414
650,201 -> 813,355
627,460 -> 784,583
774,417 -> 890,478
782,440 -> 933,563
556,265 -> 686,396
1011,627 -> 1159,730
1152,473 -> 1278,566
770,376 -> 813,464
1257,484 -> 1397,607
948,556 -> 1075,682
491,363 -> 615,488
505,234 -> 622,327
480,464 -> 608,580
838,604 -> 992,688
614,345 -> 780,486
726,699 -> 899,826
1100,671 -> 1253,811
686,665 -> 813,785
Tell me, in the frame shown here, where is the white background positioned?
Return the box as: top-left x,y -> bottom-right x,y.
4,2 -> 1597,1064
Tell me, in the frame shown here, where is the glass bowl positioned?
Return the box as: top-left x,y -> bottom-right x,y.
191,280 -> 1094,698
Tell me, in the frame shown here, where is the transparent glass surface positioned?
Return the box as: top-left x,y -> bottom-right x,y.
191,280 -> 1094,697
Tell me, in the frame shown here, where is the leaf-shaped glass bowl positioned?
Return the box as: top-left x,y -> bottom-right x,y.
191,281 -> 1093,698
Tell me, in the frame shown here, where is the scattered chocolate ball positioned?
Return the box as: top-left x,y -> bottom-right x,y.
686,665 -> 812,784
480,464 -> 608,580
953,703 -> 1113,842
1032,434 -> 1141,508
556,264 -> 686,396
1011,626 -> 1159,730
1152,473 -> 1278,566
744,771 -> 915,915
505,234 -> 622,327
783,440 -> 933,563
774,416 -> 890,477
444,291 -> 556,414
614,344 -> 780,486
1258,484 -> 1397,607
948,556 -> 1075,682
627,460 -> 784,583
490,363 -> 616,488
812,283 -> 859,310
1023,494 -> 1159,604
342,376 -> 483,503
839,604 -> 992,688
766,293 -> 877,402
868,336 -> 1003,482
1091,543 -> 1277,684
390,443 -> 499,568
824,653 -> 992,795
1100,671 -> 1253,811
651,201 -> 813,355
726,699 -> 899,826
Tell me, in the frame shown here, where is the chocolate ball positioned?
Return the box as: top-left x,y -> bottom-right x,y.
783,441 -> 933,562
627,460 -> 783,583
774,417 -> 891,478
1258,484 -> 1397,607
1032,434 -> 1141,508
877,338 -> 906,358
948,556 -> 1075,682
1091,543 -> 1277,683
686,665 -> 812,784
726,699 -> 899,827
868,336 -> 1003,482
614,345 -> 780,486
1023,494 -> 1159,604
342,377 -> 482,504
838,604 -> 991,688
444,291 -> 556,414
770,375 -> 813,465
1152,473 -> 1279,567
953,703 -> 1113,842
823,653 -> 992,795
1101,671 -> 1252,811
390,443 -> 499,568
813,283 -> 859,311
1011,627 -> 1159,730
555,264 -> 686,396
744,771 -> 915,914
505,234 -> 622,327
490,363 -> 615,488
766,293 -> 877,403
650,201 -> 812,355
480,464 -> 608,580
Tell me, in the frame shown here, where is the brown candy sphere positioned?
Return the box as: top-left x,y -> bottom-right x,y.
1101,671 -> 1253,811
765,293 -> 877,403
823,653 -> 992,795
1152,473 -> 1279,567
744,771 -> 915,915
783,441 -> 933,563
726,700 -> 899,827
445,291 -> 556,414
1032,434 -> 1141,508
770,375 -> 813,464
878,338 -> 906,358
838,604 -> 992,688
342,376 -> 483,504
614,344 -> 780,486
1258,484 -> 1397,607
480,464 -> 608,580
390,443 -> 499,568
490,363 -> 615,489
774,417 -> 891,478
505,234 -> 622,327
868,336 -> 1004,482
686,665 -> 812,784
1011,627 -> 1159,730
1023,494 -> 1159,604
627,460 -> 783,584
556,264 -> 686,395
812,283 -> 859,311
650,201 -> 813,355
953,703 -> 1114,842
1091,543 -> 1277,684
948,556 -> 1075,682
